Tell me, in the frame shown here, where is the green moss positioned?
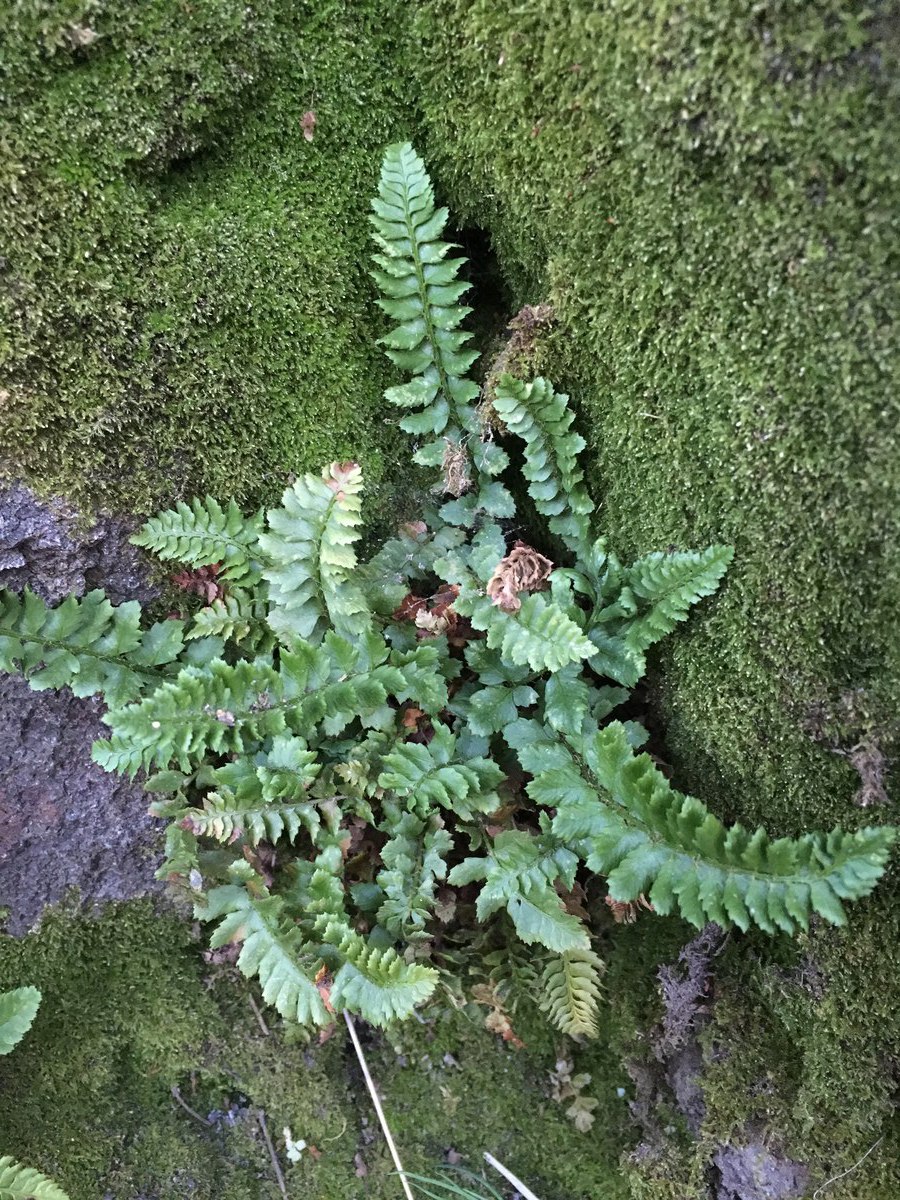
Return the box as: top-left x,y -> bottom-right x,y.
2,0 -> 420,515
0,901 -> 629,1199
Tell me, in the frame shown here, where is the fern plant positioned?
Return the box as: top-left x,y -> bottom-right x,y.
0,144 -> 894,1043
0,988 -> 71,1200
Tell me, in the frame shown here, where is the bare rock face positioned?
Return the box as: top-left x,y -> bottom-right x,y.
0,484 -> 163,934
712,1143 -> 809,1200
0,482 -> 156,606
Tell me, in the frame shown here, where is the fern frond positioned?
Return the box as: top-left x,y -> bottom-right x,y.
0,588 -> 180,706
539,949 -> 604,1039
132,496 -> 263,585
182,735 -> 322,844
0,1157 -> 70,1200
464,590 -> 596,674
449,830 -> 590,953
0,987 -> 41,1056
181,790 -> 319,847
197,884 -> 330,1026
371,142 -> 479,453
491,375 -> 594,556
185,591 -> 270,650
94,636 -> 449,777
376,807 -> 453,939
260,462 -> 370,644
378,723 -> 504,820
93,659 -> 282,776
319,918 -> 439,1025
585,545 -> 733,685
548,722 -> 896,935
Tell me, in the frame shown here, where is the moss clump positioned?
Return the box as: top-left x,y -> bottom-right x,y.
0,901 -> 630,1199
2,0 -> 419,515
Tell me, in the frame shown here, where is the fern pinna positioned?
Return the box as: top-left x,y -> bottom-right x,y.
0,988 -> 72,1199
0,143 -> 893,1043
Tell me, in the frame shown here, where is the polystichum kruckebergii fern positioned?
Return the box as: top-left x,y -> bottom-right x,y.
0,144 -> 894,1042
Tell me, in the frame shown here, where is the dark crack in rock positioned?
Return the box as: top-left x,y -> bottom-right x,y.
0,483 -> 164,934
712,1142 -> 809,1200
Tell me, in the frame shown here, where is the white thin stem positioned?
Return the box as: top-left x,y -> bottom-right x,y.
344,1010 -> 415,1200
813,1135 -> 884,1199
484,1151 -> 543,1200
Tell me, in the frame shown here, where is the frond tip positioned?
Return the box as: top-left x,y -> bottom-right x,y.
540,948 -> 604,1039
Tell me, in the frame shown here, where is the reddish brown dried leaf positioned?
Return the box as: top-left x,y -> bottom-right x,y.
301,110 -> 317,141
486,541 -> 553,612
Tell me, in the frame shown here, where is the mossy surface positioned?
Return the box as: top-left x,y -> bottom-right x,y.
0,902 -> 629,1199
2,0 -> 418,514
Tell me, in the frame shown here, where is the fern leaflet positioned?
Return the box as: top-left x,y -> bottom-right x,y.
0,1158 -> 70,1200
540,949 -> 604,1039
0,987 -> 41,1057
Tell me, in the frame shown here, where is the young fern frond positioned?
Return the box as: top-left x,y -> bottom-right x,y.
491,375 -> 595,557
197,884 -> 331,1027
0,1157 -> 70,1200
132,496 -> 263,585
0,588 -> 182,706
539,948 -> 604,1039
318,917 -> 439,1025
0,987 -> 41,1057
260,462 -> 370,644
378,723 -> 504,820
543,721 -> 896,935
371,142 -> 479,445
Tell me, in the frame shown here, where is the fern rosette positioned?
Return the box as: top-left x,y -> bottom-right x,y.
0,141 -> 893,1044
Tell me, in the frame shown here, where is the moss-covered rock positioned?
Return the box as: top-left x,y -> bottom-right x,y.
2,0 -> 417,513
0,902 -> 629,1199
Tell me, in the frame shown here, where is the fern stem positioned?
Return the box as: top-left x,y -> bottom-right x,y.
344,1010 -> 415,1200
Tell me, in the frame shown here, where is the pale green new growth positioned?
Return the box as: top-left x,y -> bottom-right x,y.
539,949 -> 604,1039
260,461 -> 370,643
0,1157 -> 70,1200
0,988 -> 41,1057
